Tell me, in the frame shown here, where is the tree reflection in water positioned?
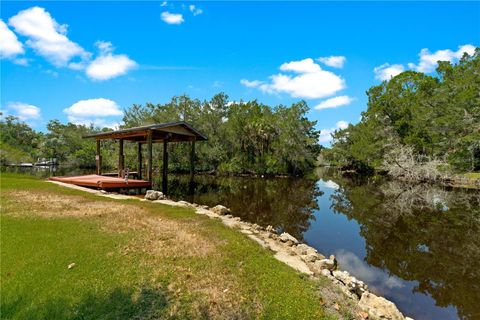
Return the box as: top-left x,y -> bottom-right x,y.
329,174 -> 480,320
161,170 -> 479,319
164,174 -> 322,240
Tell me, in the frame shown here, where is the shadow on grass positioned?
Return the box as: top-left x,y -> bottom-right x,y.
2,286 -> 169,320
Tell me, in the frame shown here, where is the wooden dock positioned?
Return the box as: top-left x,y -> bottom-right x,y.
49,174 -> 152,190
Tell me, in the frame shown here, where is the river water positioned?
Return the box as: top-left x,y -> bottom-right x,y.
4,166 -> 480,320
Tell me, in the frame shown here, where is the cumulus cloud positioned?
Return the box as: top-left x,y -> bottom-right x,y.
240,79 -> 264,88
314,95 -> 353,110
64,98 -> 122,117
5,7 -> 136,80
69,117 -> 121,129
374,44 -> 477,81
8,7 -> 88,67
317,55 -> 346,68
7,102 -> 41,121
0,20 -> 24,59
161,11 -> 184,24
336,120 -> 348,130
241,58 -> 345,99
319,120 -> 349,143
319,180 -> 340,190
335,249 -> 405,294
280,58 -> 321,73
408,44 -> 476,73
374,63 -> 405,81
85,41 -> 137,81
63,98 -> 123,128
189,5 -> 203,16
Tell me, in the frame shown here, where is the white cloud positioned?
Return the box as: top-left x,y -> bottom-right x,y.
280,58 -> 321,73
319,129 -> 335,143
336,120 -> 348,130
374,63 -> 405,81
242,58 -> 345,99
64,98 -> 122,117
0,20 -> 24,59
6,7 -> 136,81
7,102 -> 41,121
64,98 -> 122,128
319,180 -> 340,190
13,57 -> 29,66
85,41 -> 137,81
319,120 -> 349,143
160,1 -> 168,7
9,6 -> 88,67
161,11 -> 184,24
317,55 -> 346,68
189,5 -> 203,16
314,95 -> 353,110
67,116 -> 121,129
335,249 -> 405,294
408,44 -> 476,73
374,44 -> 477,81
240,79 -> 264,88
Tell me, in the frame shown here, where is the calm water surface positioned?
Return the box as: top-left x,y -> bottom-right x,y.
4,166 -> 480,320
163,168 -> 480,320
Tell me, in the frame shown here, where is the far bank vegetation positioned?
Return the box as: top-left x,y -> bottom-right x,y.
322,48 -> 480,184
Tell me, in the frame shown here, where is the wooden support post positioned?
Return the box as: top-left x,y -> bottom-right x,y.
147,130 -> 153,182
118,139 -> 124,177
137,142 -> 142,180
162,139 -> 168,194
190,139 -> 195,182
96,139 -> 102,175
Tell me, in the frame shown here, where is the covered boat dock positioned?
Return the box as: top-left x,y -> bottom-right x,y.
49,122 -> 207,193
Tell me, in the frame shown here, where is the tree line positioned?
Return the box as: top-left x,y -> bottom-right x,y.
323,48 -> 480,180
1,96 -> 321,176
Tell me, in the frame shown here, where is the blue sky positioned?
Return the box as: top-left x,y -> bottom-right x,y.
1,1 -> 479,144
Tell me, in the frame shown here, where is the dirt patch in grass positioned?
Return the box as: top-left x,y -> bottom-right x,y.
4,190 -> 217,256
3,189 -> 253,318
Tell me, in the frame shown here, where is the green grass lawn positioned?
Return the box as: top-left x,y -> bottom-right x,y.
0,174 -> 339,319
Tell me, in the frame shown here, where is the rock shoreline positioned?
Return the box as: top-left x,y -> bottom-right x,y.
143,191 -> 413,320
46,182 -> 412,320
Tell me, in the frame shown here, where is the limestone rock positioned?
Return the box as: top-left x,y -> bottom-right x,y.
145,190 -> 165,200
288,240 -> 298,247
252,223 -> 263,231
295,244 -> 309,255
333,271 -> 368,297
279,232 -> 299,244
266,225 -> 275,233
304,252 -> 319,263
313,258 -> 335,272
320,269 -> 332,277
211,205 -> 231,215
358,292 -> 405,320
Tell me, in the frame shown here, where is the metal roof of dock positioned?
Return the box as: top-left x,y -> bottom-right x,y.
83,121 -> 207,143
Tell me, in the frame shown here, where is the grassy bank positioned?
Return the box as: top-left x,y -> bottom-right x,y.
0,174 -> 346,319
